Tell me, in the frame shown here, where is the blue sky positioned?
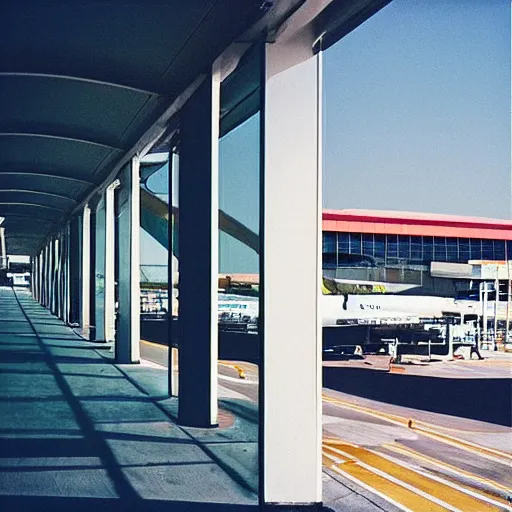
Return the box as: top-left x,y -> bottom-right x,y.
323,0 -> 510,219
142,0 -> 511,268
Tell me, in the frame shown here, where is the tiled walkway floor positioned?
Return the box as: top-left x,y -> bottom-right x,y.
0,287 -> 258,511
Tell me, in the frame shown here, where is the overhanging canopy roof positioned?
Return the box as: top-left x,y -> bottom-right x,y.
0,0 -> 266,255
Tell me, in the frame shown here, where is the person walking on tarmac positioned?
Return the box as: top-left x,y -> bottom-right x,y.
471,324 -> 485,360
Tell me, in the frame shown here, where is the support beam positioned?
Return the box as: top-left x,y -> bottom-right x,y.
58,232 -> 65,320
38,252 -> 42,303
105,180 -> 120,343
47,241 -> 52,310
31,256 -> 35,298
69,216 -> 81,325
89,210 -> 97,341
51,238 -> 58,315
42,246 -> 48,307
0,227 -> 6,269
260,44 -> 322,507
178,68 -> 220,428
116,159 -> 141,364
81,207 -> 91,332
63,225 -> 71,323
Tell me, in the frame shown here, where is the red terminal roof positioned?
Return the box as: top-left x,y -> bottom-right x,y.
322,209 -> 512,241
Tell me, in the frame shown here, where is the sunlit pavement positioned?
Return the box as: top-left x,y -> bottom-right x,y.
0,288 -> 259,511
141,340 -> 512,511
323,353 -> 512,379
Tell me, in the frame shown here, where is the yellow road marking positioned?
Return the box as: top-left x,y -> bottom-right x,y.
139,345 -> 250,379
141,339 -> 167,350
385,442 -> 512,497
219,361 -> 250,379
323,442 -> 505,511
323,445 -> 449,512
322,394 -> 512,464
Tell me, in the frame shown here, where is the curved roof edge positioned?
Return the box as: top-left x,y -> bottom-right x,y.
322,209 -> 512,240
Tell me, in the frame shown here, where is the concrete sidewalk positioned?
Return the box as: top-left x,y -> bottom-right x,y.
0,287 -> 258,511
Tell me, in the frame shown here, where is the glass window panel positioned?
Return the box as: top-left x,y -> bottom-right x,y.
494,240 -> 506,260
398,235 -> 410,260
338,233 -> 349,254
470,239 -> 482,260
374,235 -> 386,260
139,155 -> 171,319
410,236 -> 422,262
362,234 -> 374,256
349,233 -> 362,254
459,238 -> 470,262
481,240 -> 494,260
434,236 -> 446,261
217,42 -> 262,452
323,232 -> 336,253
446,237 -> 458,262
386,234 -> 398,259
422,237 -> 433,263
323,253 -> 337,269
508,241 -> 512,259
145,161 -> 169,202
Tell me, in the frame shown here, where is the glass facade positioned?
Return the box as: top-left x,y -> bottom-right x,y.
323,232 -> 512,267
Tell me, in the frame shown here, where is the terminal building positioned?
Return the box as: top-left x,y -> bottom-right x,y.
322,209 -> 512,300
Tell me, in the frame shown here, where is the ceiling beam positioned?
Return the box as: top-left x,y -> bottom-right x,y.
0,132 -> 124,152
0,189 -> 78,204
0,71 -> 161,97
0,202 -> 67,213
2,214 -> 64,226
0,171 -> 95,186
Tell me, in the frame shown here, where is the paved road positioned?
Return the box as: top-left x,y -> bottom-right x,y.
141,340 -> 512,511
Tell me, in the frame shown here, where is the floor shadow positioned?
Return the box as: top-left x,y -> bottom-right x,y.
0,437 -> 96,458
0,496 -> 259,512
323,366 -> 512,426
1,290 -> 261,509
219,400 -> 258,425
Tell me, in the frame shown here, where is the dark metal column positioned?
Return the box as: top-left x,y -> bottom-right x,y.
178,70 -> 220,428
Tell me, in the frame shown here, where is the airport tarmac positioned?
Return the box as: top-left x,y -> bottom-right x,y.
141,340 -> 512,511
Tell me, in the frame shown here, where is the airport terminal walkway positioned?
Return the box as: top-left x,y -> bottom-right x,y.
0,287 -> 413,512
0,287 -> 258,511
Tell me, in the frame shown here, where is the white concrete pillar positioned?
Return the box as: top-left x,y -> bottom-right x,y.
63,224 -> 71,324
261,43 -> 323,507
32,256 -> 37,299
46,243 -> 51,308
81,206 -> 91,332
58,232 -> 65,320
105,180 -> 120,343
31,257 -> 35,297
42,246 -> 48,307
35,255 -> 40,301
53,238 -> 60,316
39,252 -> 43,304
178,67 -> 220,427
49,239 -> 56,314
0,227 -> 6,269
47,242 -> 52,309
116,159 -> 140,364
